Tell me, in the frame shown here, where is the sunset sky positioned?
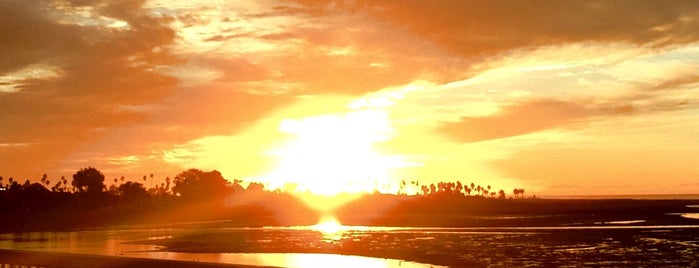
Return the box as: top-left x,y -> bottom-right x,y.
2,0 -> 699,196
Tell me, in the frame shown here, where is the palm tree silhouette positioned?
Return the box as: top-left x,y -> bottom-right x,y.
498,189 -> 506,199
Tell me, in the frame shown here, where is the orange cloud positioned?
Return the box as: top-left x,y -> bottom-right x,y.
295,1 -> 699,57
438,100 -> 590,143
0,0 -> 176,177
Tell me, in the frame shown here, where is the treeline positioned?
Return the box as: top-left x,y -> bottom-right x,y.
0,167 -> 317,232
0,167 -> 530,232
397,180 -> 526,199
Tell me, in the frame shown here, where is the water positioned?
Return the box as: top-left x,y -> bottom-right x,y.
0,228 -> 442,268
2,223 -> 699,267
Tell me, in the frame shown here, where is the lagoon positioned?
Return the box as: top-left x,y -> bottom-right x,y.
2,223 -> 699,267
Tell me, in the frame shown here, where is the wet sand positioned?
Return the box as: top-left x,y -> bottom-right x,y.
127,198 -> 699,267
132,225 -> 699,267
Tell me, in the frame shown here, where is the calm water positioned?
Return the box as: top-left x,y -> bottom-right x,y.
2,223 -> 699,267
0,227 -> 442,268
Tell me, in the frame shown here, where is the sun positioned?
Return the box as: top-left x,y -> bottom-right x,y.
262,109 -> 404,196
311,215 -> 345,235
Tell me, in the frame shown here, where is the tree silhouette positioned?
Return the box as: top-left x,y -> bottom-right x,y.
172,169 -> 231,200
513,188 -> 526,198
72,167 -> 105,194
420,185 -> 429,195
118,181 -> 147,199
498,189 -> 506,199
247,182 -> 265,192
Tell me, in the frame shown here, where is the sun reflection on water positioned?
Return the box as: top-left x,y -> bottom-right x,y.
311,215 -> 346,242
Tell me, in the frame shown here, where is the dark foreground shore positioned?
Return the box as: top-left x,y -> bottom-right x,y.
336,196 -> 699,225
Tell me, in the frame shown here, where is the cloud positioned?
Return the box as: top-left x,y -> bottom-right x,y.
295,1 -> 699,57
438,92 -> 698,143
0,0 -> 176,176
652,74 -> 699,91
163,1 -> 475,96
438,100 -> 590,143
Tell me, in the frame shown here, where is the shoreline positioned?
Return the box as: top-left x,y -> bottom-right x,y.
1,197 -> 697,234
0,248 -> 275,268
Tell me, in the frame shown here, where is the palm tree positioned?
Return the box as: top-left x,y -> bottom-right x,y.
52,181 -> 62,192
420,185 -> 429,195
498,189 -> 506,199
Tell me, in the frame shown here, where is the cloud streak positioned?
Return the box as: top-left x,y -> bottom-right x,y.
438,100 -> 590,143
296,1 -> 699,57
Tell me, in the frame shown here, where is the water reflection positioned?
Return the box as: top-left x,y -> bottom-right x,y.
3,223 -> 699,267
311,215 -> 346,242
123,252 -> 440,268
0,229 -> 443,268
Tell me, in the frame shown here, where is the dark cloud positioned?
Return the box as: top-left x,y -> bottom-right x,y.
0,1 -> 83,73
248,15 -> 472,95
0,0 -> 177,177
294,0 -> 699,57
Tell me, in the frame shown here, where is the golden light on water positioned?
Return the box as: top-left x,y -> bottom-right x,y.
311,216 -> 346,241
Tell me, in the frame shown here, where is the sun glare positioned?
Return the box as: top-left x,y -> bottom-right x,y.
263,110 -> 403,196
311,215 -> 346,240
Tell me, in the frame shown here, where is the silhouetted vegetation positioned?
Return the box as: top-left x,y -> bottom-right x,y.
0,167 -> 550,232
72,167 -> 105,194
0,167 -> 317,232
